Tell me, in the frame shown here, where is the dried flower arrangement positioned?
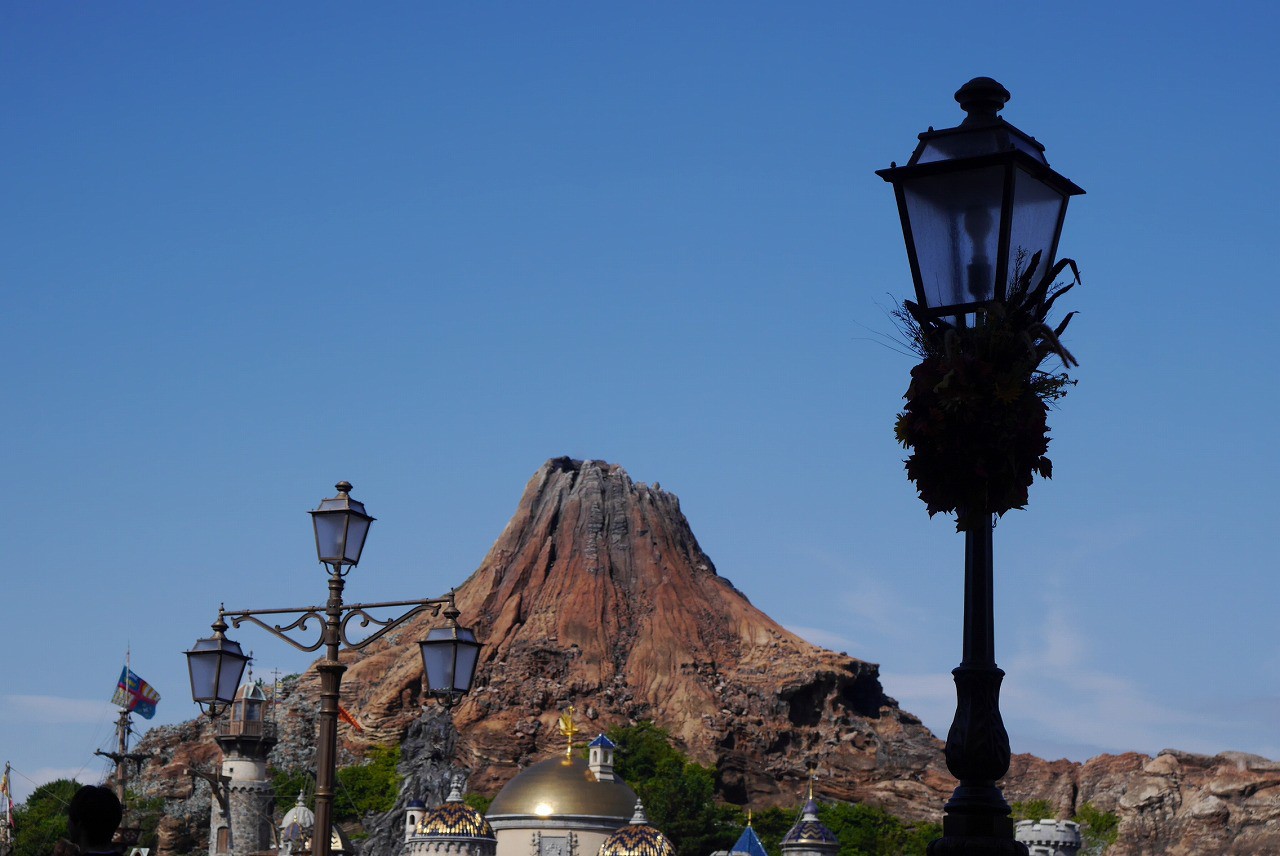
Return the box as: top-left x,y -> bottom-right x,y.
893,251 -> 1081,531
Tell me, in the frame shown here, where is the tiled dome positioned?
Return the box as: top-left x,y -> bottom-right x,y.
418,796 -> 494,839
781,797 -> 838,852
598,802 -> 674,856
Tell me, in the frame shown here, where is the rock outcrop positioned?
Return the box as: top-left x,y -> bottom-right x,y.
131,458 -> 1280,855
333,456 -> 947,814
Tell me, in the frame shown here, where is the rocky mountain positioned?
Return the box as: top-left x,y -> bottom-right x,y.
132,457 -> 1280,855
331,456 -> 947,814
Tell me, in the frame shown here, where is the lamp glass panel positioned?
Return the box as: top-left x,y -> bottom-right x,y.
917,130 -> 1003,163
186,637 -> 246,704
187,649 -> 221,702
420,629 -> 456,692
902,165 -> 1006,310
452,636 -> 480,692
343,516 -> 371,565
1006,167 -> 1068,290
216,652 -> 248,703
313,512 -> 348,564
917,130 -> 1046,165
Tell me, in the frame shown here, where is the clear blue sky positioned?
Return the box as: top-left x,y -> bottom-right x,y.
3,2 -> 1278,803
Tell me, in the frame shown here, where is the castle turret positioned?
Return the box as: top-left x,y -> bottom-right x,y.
588,735 -> 617,782
210,681 -> 278,856
1014,819 -> 1082,856
405,799 -> 428,842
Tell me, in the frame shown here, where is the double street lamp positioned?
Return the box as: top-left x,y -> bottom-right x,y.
185,482 -> 480,856
877,79 -> 1084,855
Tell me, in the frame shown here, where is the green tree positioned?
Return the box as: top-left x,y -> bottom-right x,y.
1010,799 -> 1054,822
607,723 -> 736,856
738,798 -> 938,856
463,792 -> 493,815
604,722 -> 939,856
335,744 -> 401,822
745,805 -> 796,855
12,778 -> 81,856
270,767 -> 314,809
1073,802 -> 1119,856
819,801 -> 938,856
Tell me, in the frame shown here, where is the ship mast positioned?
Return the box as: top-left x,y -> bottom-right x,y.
94,707 -> 148,806
1,761 -> 13,856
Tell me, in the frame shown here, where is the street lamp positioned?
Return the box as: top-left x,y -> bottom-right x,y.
186,482 -> 481,856
877,79 -> 1084,856
877,77 -> 1083,323
420,598 -> 481,707
185,615 -> 250,718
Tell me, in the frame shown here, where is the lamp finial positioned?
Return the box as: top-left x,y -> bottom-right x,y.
955,77 -> 1010,125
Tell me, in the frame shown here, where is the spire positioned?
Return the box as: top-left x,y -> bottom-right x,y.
803,772 -> 819,819
446,776 -> 465,803
630,799 -> 649,825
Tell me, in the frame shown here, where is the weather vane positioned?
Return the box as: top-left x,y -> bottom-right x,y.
558,705 -> 580,758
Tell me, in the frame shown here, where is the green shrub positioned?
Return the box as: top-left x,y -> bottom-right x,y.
12,779 -> 81,856
1073,802 -> 1119,855
335,745 -> 401,821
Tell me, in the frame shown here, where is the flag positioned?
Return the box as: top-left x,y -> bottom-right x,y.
337,704 -> 364,732
112,666 -> 161,719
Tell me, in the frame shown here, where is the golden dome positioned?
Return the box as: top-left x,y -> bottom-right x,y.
418,801 -> 495,839
598,802 -> 674,856
488,756 -> 637,820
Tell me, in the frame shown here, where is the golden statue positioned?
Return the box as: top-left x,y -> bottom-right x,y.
558,705 -> 580,758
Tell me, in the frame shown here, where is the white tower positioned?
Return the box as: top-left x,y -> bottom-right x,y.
1014,819 -> 1082,856
588,735 -> 616,782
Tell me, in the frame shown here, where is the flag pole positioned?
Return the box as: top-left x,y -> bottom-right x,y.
1,761 -> 14,856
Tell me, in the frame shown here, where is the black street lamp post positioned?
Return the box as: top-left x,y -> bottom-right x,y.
185,482 -> 480,856
877,79 -> 1084,855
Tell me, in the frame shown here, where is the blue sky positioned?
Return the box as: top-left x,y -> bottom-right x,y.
3,3 -> 1278,803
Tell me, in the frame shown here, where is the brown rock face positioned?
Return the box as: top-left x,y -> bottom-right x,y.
343,456 -> 947,813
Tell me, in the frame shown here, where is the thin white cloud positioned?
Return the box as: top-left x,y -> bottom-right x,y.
839,579 -> 933,644
879,592 -> 1227,762
1,695 -> 116,725
8,767 -> 104,804
999,588 -> 1217,757
879,671 -> 953,738
787,625 -> 858,653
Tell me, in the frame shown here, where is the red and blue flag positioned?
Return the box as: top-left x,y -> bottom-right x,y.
112,667 -> 161,719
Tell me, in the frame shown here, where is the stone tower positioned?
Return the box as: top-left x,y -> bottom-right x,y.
210,681 -> 278,856
1014,819 -> 1082,856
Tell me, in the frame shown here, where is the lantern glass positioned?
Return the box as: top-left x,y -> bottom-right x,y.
1008,167 -> 1069,286
420,625 -> 481,695
310,484 -> 374,567
902,165 -> 1005,310
312,511 -> 372,566
186,635 -> 249,706
917,128 -> 1046,165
